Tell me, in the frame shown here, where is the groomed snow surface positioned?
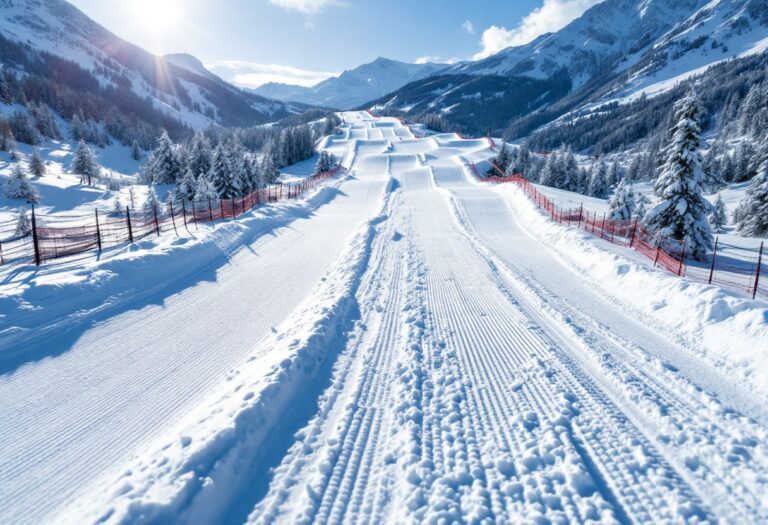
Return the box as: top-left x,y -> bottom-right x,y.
2,112 -> 767,525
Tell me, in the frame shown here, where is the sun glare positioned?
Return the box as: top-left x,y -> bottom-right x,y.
129,0 -> 182,34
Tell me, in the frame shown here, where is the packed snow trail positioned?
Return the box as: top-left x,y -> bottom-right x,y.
244,118 -> 768,524
7,113 -> 767,524
0,113 -> 400,524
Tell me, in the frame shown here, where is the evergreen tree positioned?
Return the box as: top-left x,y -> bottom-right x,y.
112,194 -> 123,215
488,142 -> 512,176
709,194 -> 727,233
209,144 -> 234,198
0,72 -> 11,104
177,168 -> 198,201
151,131 -> 183,184
14,207 -> 32,237
194,176 -> 218,202
559,147 -> 579,191
607,161 -> 621,186
0,118 -> 16,152
72,140 -> 100,185
628,155 -> 642,182
608,177 -> 636,220
131,139 -> 142,161
645,91 -> 713,261
735,159 -> 768,237
5,164 -> 40,202
128,185 -> 137,210
538,153 -> 559,187
634,192 -> 650,220
187,131 -> 212,178
29,151 -> 46,177
587,160 -> 610,198
144,186 -> 160,211
261,138 -> 280,183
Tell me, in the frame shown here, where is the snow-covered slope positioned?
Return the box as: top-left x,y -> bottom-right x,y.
0,0 -> 299,128
252,57 -> 446,109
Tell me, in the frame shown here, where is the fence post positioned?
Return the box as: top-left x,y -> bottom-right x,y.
168,201 -> 179,236
0,240 -> 4,265
30,204 -> 41,265
708,237 -> 718,284
94,208 -> 103,252
629,218 -> 638,247
191,200 -> 198,230
181,200 -> 190,232
208,198 -> 214,222
677,239 -> 686,277
153,205 -> 160,236
577,204 -> 583,229
125,206 -> 134,243
753,242 -> 764,300
654,236 -> 663,268
600,214 -> 607,239
231,198 -> 236,219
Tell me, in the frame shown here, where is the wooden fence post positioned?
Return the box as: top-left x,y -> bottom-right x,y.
181,200 -> 190,232
168,201 -> 179,236
629,218 -> 638,247
654,236 -> 663,268
31,205 -> 41,265
95,208 -> 102,252
677,240 -> 686,276
708,237 -> 718,284
208,198 -> 214,222
220,198 -> 225,220
191,200 -> 198,230
125,206 -> 134,243
153,205 -> 160,236
754,242 -> 764,300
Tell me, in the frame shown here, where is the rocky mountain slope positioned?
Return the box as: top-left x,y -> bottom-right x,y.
252,57 -> 445,109
0,0 -> 303,130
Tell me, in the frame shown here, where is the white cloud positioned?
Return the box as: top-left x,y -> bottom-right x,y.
268,0 -> 337,13
462,20 -> 474,35
474,0 -> 603,59
415,55 -> 440,64
206,60 -> 338,88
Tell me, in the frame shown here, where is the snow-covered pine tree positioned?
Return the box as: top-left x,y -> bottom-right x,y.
608,177 -> 636,221
607,161 -> 621,186
14,207 -> 32,237
0,118 -> 16,151
735,159 -> 768,237
112,194 -> 123,214
209,144 -> 234,198
194,176 -> 218,202
709,194 -> 727,233
72,140 -> 100,185
178,168 -> 198,201
131,139 -> 142,161
261,138 -> 280,184
4,163 -> 40,203
559,147 -> 579,191
151,131 -> 183,185
187,131 -> 212,178
733,142 -> 755,183
538,153 -> 559,188
144,186 -> 160,212
628,155 -> 642,182
645,91 -> 713,261
587,160 -> 609,198
487,142 -> 512,176
634,192 -> 650,220
29,151 -> 45,177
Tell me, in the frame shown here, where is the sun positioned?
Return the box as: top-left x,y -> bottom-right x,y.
128,0 -> 182,34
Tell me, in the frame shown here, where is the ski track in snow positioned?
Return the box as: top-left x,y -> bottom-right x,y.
5,112 -> 767,524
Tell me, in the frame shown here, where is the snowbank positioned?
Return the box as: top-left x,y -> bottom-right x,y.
57,175 -> 397,525
497,184 -> 768,397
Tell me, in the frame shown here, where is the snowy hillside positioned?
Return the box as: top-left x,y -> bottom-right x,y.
252,57 -> 445,109
0,0 -> 300,129
369,0 -> 768,137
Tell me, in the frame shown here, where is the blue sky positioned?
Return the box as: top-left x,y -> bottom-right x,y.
68,0 -> 601,87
